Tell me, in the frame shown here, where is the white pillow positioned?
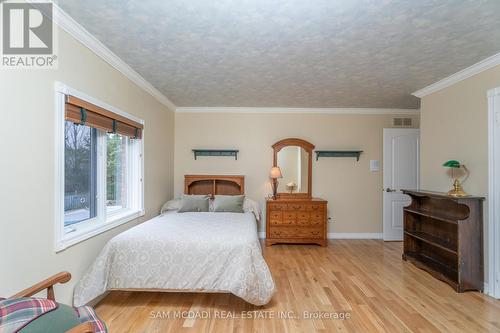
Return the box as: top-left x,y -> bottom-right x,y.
160,198 -> 181,214
243,198 -> 261,221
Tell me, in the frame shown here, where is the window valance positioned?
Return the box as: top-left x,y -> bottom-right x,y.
65,95 -> 142,139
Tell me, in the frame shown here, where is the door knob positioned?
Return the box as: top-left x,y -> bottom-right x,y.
385,188 -> 396,192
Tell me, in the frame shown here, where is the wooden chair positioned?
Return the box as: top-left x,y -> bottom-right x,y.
9,271 -> 94,333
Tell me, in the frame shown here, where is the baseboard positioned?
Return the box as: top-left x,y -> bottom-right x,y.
327,233 -> 383,239
85,291 -> 109,307
258,232 -> 383,239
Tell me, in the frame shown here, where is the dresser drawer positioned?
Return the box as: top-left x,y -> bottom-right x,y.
282,211 -> 297,224
268,202 -> 288,211
287,203 -> 305,211
269,227 -> 324,239
310,212 -> 324,225
269,211 -> 283,225
297,211 -> 310,225
306,203 -> 324,211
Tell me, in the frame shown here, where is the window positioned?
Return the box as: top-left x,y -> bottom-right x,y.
64,122 -> 97,226
55,83 -> 144,251
106,132 -> 128,215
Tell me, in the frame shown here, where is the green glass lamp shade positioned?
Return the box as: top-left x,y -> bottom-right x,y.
442,160 -> 461,168
442,160 -> 468,197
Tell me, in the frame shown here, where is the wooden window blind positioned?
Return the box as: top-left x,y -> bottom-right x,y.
65,95 -> 143,139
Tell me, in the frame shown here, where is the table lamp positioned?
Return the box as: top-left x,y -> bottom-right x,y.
269,166 -> 283,200
442,160 -> 469,197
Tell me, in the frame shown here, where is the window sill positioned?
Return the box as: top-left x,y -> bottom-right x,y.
55,209 -> 145,252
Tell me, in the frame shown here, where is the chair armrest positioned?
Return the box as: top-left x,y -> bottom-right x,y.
65,322 -> 94,333
11,271 -> 72,300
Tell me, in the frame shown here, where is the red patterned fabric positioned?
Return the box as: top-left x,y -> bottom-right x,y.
74,306 -> 107,333
0,298 -> 57,333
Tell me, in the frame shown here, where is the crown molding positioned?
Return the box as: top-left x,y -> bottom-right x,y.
413,52 -> 500,98
175,107 -> 419,115
28,0 -> 176,111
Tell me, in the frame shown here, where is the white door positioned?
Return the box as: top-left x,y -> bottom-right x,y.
383,128 -> 420,241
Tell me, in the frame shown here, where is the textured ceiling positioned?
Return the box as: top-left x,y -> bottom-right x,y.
58,0 -> 500,109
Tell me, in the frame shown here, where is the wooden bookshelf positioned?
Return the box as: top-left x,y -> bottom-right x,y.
404,230 -> 457,254
402,190 -> 484,292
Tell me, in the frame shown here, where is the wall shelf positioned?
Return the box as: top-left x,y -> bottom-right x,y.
315,150 -> 363,161
192,149 -> 239,160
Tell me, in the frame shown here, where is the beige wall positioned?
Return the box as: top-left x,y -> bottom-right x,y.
0,29 -> 174,304
420,64 -> 500,196
420,64 -> 500,283
174,112 -> 419,233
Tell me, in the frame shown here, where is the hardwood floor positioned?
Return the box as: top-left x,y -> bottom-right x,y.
95,240 -> 500,332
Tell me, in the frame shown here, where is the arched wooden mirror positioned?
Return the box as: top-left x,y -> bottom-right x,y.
272,138 -> 315,199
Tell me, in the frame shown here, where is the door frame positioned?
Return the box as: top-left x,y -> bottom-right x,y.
488,87 -> 500,298
382,128 -> 420,241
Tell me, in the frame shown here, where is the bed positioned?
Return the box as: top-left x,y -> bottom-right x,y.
73,175 -> 275,307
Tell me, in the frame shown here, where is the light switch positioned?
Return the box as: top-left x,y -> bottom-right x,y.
370,160 -> 380,172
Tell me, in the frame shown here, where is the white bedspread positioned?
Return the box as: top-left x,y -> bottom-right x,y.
73,212 -> 275,306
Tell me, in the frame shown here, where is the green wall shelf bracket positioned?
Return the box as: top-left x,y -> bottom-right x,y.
192,149 -> 239,160
315,150 -> 363,161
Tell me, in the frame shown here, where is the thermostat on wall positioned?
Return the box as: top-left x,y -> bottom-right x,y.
370,160 -> 380,172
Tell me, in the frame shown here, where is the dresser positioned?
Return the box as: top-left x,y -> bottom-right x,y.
265,198 -> 328,246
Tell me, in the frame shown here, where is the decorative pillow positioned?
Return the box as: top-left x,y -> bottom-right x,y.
213,195 -> 245,213
178,194 -> 210,213
160,198 -> 181,214
243,198 -> 261,221
20,304 -> 81,333
0,298 -> 107,333
0,297 -> 58,333
74,305 -> 107,333
19,303 -> 107,333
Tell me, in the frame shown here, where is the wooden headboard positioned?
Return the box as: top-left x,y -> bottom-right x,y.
184,175 -> 245,197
